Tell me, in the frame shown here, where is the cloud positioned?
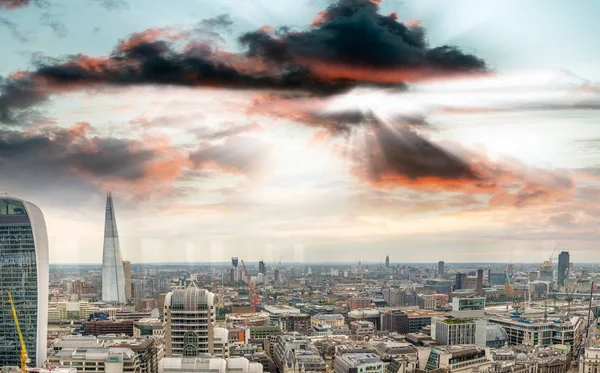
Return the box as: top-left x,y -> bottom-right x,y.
0,16 -> 29,42
546,212 -> 577,228
0,0 -> 486,124
40,11 -> 68,38
0,122 -> 189,198
189,136 -> 271,177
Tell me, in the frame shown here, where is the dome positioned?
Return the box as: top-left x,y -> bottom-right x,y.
486,324 -> 508,342
516,353 -> 528,362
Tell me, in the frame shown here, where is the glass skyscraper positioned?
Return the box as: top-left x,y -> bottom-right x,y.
0,197 -> 49,367
102,192 -> 127,304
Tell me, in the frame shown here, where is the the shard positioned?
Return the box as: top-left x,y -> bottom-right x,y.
102,192 -> 126,304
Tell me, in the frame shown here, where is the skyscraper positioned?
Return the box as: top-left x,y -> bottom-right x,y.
164,284 -> 219,357
102,192 -> 126,304
476,269 -> 484,296
259,260 -> 266,275
0,197 -> 49,367
558,251 -> 570,287
231,257 -> 239,282
438,261 -> 445,276
385,255 -> 390,268
123,260 -> 132,300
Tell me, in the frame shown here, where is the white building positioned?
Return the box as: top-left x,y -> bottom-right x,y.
164,284 -> 222,357
580,347 -> 600,373
334,353 -> 384,373
160,357 -> 263,373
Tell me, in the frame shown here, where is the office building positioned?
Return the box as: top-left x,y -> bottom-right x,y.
123,260 -> 132,300
263,305 -> 300,327
350,321 -> 375,340
539,261 -> 554,283
385,255 -> 390,269
164,284 -> 218,357
310,314 -> 345,328
438,261 -> 445,276
47,347 -> 140,373
272,335 -> 326,373
451,297 -> 485,318
231,257 -> 239,282
476,269 -> 484,296
424,345 -> 493,373
433,318 -> 487,346
488,270 -> 509,286
334,352 -> 384,373
258,261 -> 266,275
488,315 -> 584,351
417,295 -> 436,310
279,314 -> 311,334
0,196 -> 49,367
102,192 -> 127,304
349,297 -> 372,310
84,320 -> 134,336
348,309 -> 381,331
455,273 -> 466,290
558,251 -> 569,287
160,356 -> 264,373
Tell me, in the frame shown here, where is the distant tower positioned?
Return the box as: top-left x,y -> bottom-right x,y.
385,255 -> 390,269
476,269 -> 484,296
558,251 -> 570,286
102,192 -> 126,304
231,257 -> 239,282
438,261 -> 445,277
455,273 -> 466,290
123,260 -> 132,300
259,260 -> 266,275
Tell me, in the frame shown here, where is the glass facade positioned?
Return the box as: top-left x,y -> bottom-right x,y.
102,192 -> 127,304
0,197 -> 48,367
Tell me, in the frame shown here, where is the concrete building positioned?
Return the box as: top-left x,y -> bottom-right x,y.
350,321 -> 374,340
348,309 -> 381,331
272,335 -> 326,373
417,295 -> 436,310
0,197 -> 49,367
539,261 -> 554,283
580,346 -> 600,373
160,356 -> 263,373
134,318 -> 165,339
263,305 -> 300,327
279,314 -> 311,334
451,297 -> 485,318
164,284 -> 220,357
422,345 -> 493,373
310,314 -> 345,328
47,347 -> 141,373
102,192 -> 127,304
433,318 -> 487,346
334,352 -> 384,373
488,315 -> 584,352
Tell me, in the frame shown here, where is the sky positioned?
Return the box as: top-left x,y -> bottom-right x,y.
1,0 -> 600,264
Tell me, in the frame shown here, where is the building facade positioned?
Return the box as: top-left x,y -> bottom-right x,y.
102,192 -> 127,304
0,197 -> 49,367
164,285 -> 218,357
557,252 -> 569,287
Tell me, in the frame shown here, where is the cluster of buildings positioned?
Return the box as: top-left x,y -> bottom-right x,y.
2,194 -> 600,373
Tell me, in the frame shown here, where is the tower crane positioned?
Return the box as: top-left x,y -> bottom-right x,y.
241,260 -> 259,313
7,291 -> 29,373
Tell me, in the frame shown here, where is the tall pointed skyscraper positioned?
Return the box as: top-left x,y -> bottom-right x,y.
102,192 -> 126,304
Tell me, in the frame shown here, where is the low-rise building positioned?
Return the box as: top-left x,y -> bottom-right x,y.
334,352 -> 384,373
422,345 -> 493,373
580,347 -> 600,373
311,314 -> 345,328
350,321 -> 375,340
272,335 -> 326,373
159,357 -> 263,373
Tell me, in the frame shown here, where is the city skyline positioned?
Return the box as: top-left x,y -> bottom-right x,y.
1,0 -> 600,264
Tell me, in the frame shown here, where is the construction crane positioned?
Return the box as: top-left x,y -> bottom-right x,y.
7,291 -> 29,373
240,260 -> 259,313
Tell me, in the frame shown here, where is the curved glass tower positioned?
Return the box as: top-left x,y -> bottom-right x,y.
0,197 -> 49,368
102,192 -> 126,304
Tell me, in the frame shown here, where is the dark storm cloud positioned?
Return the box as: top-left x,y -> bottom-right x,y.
0,0 -> 486,124
239,0 -> 485,71
0,125 -> 159,180
363,125 -> 480,184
